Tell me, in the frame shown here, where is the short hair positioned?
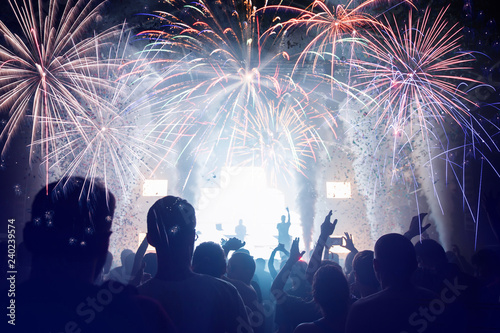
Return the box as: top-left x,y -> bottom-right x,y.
146,196 -> 196,248
228,252 -> 256,281
374,233 -> 417,280
352,250 -> 379,288
414,239 -> 447,268
192,242 -> 226,278
24,177 -> 115,260
312,264 -> 350,317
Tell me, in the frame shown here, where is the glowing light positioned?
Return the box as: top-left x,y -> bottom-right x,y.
143,179 -> 169,196
326,182 -> 352,199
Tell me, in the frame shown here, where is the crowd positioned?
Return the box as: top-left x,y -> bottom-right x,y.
1,176 -> 500,333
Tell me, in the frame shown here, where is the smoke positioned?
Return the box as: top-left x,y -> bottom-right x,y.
296,166 -> 317,254
412,126 -> 458,250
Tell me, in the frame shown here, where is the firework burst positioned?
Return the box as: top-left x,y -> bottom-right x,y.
0,0 -> 120,166
352,6 -> 484,136
263,0 -> 388,81
343,5 -> 499,242
35,28 -> 176,194
137,0 -> 298,147
230,91 -> 335,185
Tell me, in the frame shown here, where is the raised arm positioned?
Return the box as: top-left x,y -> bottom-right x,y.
268,243 -> 289,279
341,232 -> 358,254
403,213 -> 430,240
306,211 -> 337,283
286,207 -> 290,224
130,235 -> 149,285
221,237 -> 246,258
270,238 -> 305,303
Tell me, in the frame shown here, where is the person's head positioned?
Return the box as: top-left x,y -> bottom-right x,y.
146,196 -> 196,266
24,177 -> 115,280
414,239 -> 447,270
352,250 -> 379,291
281,215 -> 286,223
312,264 -> 350,320
120,249 -> 134,266
373,233 -> 417,287
123,252 -> 135,275
255,258 -> 266,271
192,242 -> 226,278
227,252 -> 256,285
344,251 -> 356,275
238,219 -> 243,225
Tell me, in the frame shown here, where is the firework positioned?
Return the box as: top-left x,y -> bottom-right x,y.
0,0 -> 120,169
230,91 -> 335,185
35,27 -> 177,194
343,5 -> 499,244
353,6 -> 483,129
263,1 -> 388,79
137,0 -> 297,147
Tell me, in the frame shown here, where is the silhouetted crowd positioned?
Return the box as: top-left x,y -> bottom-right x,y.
1,176 -> 500,332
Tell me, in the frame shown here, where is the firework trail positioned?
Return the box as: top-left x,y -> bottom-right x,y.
0,0 -> 122,190
36,26 -> 176,196
348,5 -> 498,245
136,0 -> 340,201
230,90 -> 335,186
137,0 -> 293,143
264,0 -> 380,74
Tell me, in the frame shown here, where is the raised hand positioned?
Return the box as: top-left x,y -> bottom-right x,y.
320,210 -> 337,238
222,237 -> 246,251
405,213 -> 430,240
341,232 -> 357,252
288,238 -> 305,263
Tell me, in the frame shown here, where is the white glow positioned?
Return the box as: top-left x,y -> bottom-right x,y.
196,167 -> 301,259
142,179 -> 168,196
326,182 -> 351,199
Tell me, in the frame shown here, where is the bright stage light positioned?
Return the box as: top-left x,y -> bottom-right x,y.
326,182 -> 351,199
196,167 -> 301,259
142,179 -> 168,196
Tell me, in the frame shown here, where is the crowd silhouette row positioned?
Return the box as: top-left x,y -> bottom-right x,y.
1,176 -> 499,332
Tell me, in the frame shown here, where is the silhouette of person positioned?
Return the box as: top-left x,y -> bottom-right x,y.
351,250 -> 380,298
192,241 -> 227,278
138,196 -> 252,333
346,233 -> 461,333
277,207 -> 292,250
235,219 -> 247,242
294,264 -> 350,333
7,177 -> 173,333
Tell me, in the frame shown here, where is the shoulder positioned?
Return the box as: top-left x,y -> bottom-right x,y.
351,289 -> 383,308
